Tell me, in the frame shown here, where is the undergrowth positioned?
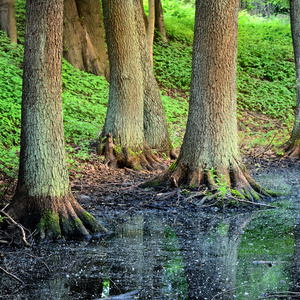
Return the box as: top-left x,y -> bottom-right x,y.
0,0 -> 297,177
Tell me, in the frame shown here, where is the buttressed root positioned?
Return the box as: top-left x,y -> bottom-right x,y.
99,133 -> 166,170
144,158 -> 278,202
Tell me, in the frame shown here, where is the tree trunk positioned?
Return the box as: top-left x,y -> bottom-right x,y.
140,0 -> 148,30
147,0 -> 155,66
285,0 -> 300,157
0,0 -> 17,44
6,0 -> 107,241
148,0 -> 272,200
63,0 -> 109,79
133,0 -> 174,157
155,0 -> 168,43
101,0 -> 167,170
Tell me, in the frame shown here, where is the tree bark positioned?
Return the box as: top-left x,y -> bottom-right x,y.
148,0 -> 272,200
6,0 -> 107,241
285,0 -> 300,157
147,0 -> 155,66
63,0 -> 109,79
155,0 -> 168,43
101,0 -> 170,170
0,0 -> 17,44
133,0 -> 173,156
140,0 -> 148,30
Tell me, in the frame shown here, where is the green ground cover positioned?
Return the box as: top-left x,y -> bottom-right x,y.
0,0 -> 296,177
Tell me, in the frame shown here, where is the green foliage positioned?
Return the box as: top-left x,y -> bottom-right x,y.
0,31 -> 23,177
15,0 -> 26,44
153,41 -> 192,94
237,12 -> 294,122
0,32 -> 109,177
162,0 -> 195,43
61,59 -> 109,144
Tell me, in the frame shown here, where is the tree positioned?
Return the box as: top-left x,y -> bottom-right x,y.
134,0 -> 175,157
150,0 -> 272,200
100,0 -> 173,170
5,0 -> 107,240
155,0 -> 168,43
285,0 -> 300,157
147,0 -> 155,66
0,0 -> 17,44
63,0 -> 109,79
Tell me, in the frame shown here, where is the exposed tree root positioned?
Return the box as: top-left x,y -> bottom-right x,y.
5,193 -> 108,242
98,133 -> 167,171
285,143 -> 300,158
144,157 -> 278,202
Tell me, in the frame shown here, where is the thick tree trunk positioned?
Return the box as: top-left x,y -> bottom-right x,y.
6,0 -> 106,241
286,0 -> 300,157
63,0 -> 109,79
0,0 -> 17,44
154,0 -> 168,43
147,0 -> 155,66
101,0 -> 166,170
133,0 -> 174,156
148,0 -> 272,200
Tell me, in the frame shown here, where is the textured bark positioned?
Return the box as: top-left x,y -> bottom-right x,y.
0,0 -> 17,43
63,0 -> 108,78
140,0 -> 148,30
101,0 -> 166,170
147,0 -> 155,66
7,0 -> 106,240
149,0 -> 271,200
102,0 -> 144,151
134,0 -> 173,155
154,0 -> 167,43
286,0 -> 300,157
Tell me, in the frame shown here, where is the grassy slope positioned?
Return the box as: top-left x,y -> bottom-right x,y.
0,1 -> 296,178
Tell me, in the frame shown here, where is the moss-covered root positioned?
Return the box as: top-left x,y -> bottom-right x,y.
38,197 -> 108,241
143,159 -> 278,202
100,134 -> 166,171
7,194 -> 108,242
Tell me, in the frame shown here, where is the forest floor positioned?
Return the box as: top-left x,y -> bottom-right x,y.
1,152 -> 300,299
1,150 -> 299,224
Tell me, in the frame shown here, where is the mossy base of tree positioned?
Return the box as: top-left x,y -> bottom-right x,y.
98,133 -> 167,171
6,193 -> 108,241
144,158 -> 278,202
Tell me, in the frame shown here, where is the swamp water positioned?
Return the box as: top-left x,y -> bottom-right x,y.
0,171 -> 299,299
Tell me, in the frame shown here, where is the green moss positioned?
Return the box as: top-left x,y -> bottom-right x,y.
133,163 -> 141,171
82,211 -> 103,233
231,189 -> 245,199
169,159 -> 178,171
37,210 -> 62,240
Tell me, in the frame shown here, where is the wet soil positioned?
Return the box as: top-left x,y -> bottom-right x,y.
1,153 -> 300,299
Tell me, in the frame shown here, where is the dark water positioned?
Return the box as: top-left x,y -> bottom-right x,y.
0,172 -> 299,299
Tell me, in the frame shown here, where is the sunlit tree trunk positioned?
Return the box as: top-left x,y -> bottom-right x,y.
133,0 -> 174,156
63,0 -> 109,79
6,0 -> 106,241
286,0 -> 300,157
140,0 -> 148,30
150,0 -> 272,200
147,0 -> 155,66
0,0 -> 17,43
155,0 -> 168,43
101,0 -> 171,170
102,0 -> 144,154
